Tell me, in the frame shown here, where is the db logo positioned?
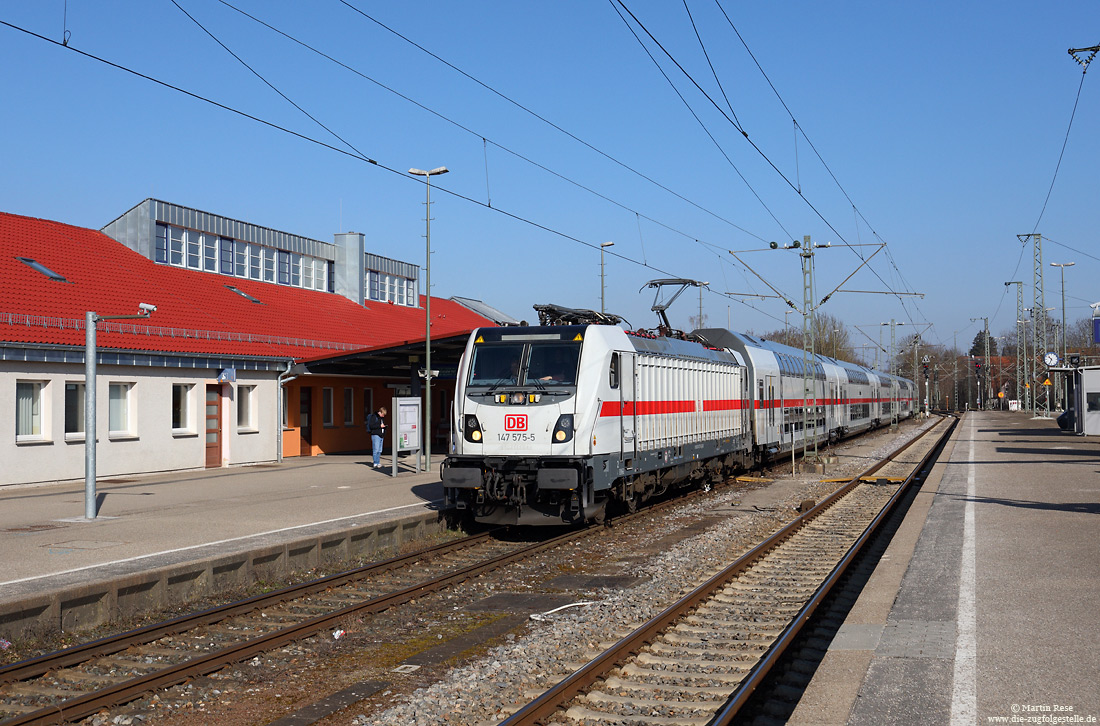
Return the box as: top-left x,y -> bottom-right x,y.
504,414 -> 527,431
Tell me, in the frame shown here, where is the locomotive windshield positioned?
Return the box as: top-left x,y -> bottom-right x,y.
468,343 -> 525,385
467,341 -> 581,387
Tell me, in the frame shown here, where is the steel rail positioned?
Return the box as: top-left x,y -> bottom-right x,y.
0,531 -> 496,687
708,415 -> 956,723
1,523 -> 599,726
2,487 -> 715,726
499,416 -> 955,725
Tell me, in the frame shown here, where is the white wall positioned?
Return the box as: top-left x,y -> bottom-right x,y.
1,361 -> 278,486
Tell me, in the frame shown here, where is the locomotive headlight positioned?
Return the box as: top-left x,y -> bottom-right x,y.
552,414 -> 574,444
510,392 -> 526,405
463,415 -> 484,443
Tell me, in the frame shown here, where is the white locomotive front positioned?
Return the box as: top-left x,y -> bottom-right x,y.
442,324 -> 753,525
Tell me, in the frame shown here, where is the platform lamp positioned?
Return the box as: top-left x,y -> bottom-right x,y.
409,166 -> 448,470
85,303 -> 156,519
600,241 -> 614,314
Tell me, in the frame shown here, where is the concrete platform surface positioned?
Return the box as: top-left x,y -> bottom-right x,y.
0,452 -> 447,638
791,411 -> 1100,725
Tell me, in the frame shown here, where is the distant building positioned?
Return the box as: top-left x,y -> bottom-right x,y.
1,200 -> 498,486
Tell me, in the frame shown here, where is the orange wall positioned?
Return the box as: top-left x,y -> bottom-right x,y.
282,377 -> 454,457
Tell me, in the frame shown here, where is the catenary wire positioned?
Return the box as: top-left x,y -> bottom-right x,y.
331,0 -> 767,244
0,17 -> 784,328
212,0 -> 772,287
616,0 -> 915,323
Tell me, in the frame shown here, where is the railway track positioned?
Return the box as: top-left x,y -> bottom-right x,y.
0,418 -> 942,726
0,528 -> 575,725
499,415 -> 955,726
0,468 -> 744,726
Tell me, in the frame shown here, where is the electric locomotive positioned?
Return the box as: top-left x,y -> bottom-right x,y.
441,313 -> 753,526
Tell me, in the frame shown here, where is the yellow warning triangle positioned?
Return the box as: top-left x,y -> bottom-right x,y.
1043,378 -> 1052,386
475,335 -> 484,343
573,333 -> 583,341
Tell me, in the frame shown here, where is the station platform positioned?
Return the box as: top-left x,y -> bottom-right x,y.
791,411 -> 1100,725
0,452 -> 448,640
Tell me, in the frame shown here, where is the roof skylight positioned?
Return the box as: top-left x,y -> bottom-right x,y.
17,256 -> 70,283
225,285 -> 263,304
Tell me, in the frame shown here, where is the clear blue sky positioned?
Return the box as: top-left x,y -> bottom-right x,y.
2,2 -> 1097,360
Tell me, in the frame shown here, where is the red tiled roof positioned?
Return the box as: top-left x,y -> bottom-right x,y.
0,211 -> 494,359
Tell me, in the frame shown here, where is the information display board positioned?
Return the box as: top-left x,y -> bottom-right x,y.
390,396 -> 423,475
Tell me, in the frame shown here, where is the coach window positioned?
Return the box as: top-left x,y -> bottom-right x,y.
609,353 -> 619,389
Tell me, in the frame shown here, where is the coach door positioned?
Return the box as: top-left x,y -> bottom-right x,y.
205,385 -> 222,468
617,352 -> 636,459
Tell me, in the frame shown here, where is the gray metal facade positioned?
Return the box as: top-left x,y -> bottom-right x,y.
102,199 -> 337,261
364,252 -> 418,280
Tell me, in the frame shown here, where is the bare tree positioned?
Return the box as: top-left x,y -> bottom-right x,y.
758,312 -> 853,361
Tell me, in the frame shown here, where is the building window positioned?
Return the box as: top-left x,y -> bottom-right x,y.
108,382 -> 132,435
263,247 -> 275,282
343,388 -> 354,425
278,251 -> 290,285
65,382 -> 85,435
220,238 -> 235,275
281,386 -> 289,428
204,233 -> 218,272
169,227 -> 184,266
186,230 -> 200,269
16,381 -> 45,439
322,387 -> 334,426
303,256 -> 314,290
367,270 -> 416,306
172,383 -> 192,430
237,385 -> 256,430
235,242 -> 248,277
155,223 -> 169,263
290,254 -> 302,287
249,245 -> 261,280
327,261 -> 335,293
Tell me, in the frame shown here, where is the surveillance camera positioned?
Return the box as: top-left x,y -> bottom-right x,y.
138,303 -> 157,313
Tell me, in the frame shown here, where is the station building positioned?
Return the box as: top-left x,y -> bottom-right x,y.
1,200 -> 506,486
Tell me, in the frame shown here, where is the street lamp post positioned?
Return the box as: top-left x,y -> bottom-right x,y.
600,241 -> 614,314
409,166 -> 448,471
85,304 -> 156,518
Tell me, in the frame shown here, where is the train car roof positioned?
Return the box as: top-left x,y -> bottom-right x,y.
693,327 -> 901,380
469,325 -> 741,365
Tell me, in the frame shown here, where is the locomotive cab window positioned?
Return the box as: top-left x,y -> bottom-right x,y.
468,343 -> 525,385
467,340 -> 581,387
527,342 -> 581,385
609,353 -> 619,389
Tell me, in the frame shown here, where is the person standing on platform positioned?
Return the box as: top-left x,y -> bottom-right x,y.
367,406 -> 388,468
